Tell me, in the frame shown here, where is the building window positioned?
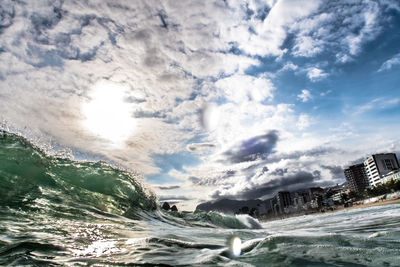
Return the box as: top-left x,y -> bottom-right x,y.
383,159 -> 394,170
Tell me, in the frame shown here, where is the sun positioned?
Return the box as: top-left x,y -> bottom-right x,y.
82,80 -> 136,147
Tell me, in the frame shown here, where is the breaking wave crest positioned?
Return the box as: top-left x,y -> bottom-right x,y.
182,211 -> 255,229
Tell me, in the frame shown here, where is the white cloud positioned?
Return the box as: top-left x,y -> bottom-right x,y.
280,62 -> 298,72
378,53 -> 400,72
306,67 -> 328,81
221,0 -> 322,57
296,114 -> 312,130
215,74 -> 275,104
297,89 -> 312,102
1,0 -> 399,211
292,35 -> 324,57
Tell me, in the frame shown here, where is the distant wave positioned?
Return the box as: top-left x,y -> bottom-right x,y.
235,214 -> 262,229
176,211 -> 262,229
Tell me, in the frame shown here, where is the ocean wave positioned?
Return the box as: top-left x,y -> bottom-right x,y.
179,211 -> 262,229
0,130 -> 157,219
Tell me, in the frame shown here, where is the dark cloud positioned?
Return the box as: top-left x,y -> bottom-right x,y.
189,144 -> 344,192
213,171 -> 322,201
196,198 -> 264,214
158,185 -> 180,190
189,176 -> 200,184
242,172 -> 318,199
124,96 -> 146,104
349,156 -> 368,166
224,170 -> 236,177
223,130 -> 278,163
133,110 -> 166,119
269,146 -> 341,163
186,143 -> 216,153
158,12 -> 168,29
321,165 -> 345,181
269,168 -> 288,176
210,190 -> 222,199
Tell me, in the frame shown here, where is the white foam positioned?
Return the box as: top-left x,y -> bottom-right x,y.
235,214 -> 262,229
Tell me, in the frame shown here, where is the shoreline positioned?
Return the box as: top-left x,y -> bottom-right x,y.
259,197 -> 400,223
329,197 -> 400,213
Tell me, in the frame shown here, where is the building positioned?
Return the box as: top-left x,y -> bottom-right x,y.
269,197 -> 279,215
332,192 -> 343,203
325,184 -> 347,196
256,202 -> 269,215
310,195 -> 323,209
344,163 -> 369,193
293,191 -> 310,207
381,170 -> 400,184
364,153 -> 399,187
270,191 -> 291,214
308,187 -> 324,200
276,191 -> 291,213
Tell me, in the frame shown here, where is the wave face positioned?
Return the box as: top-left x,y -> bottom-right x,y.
1,131 -> 400,266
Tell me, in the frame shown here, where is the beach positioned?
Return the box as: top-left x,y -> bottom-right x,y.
335,197 -> 400,212
259,196 -> 400,222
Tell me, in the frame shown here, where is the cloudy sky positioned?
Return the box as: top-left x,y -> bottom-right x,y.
1,0 -> 400,210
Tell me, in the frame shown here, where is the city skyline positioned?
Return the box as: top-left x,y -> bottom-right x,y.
1,0 -> 400,210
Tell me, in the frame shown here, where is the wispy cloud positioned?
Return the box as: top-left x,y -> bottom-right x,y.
320,90 -> 332,97
353,97 -> 400,115
378,53 -> 400,72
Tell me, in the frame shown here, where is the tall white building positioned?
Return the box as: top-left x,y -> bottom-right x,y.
364,153 -> 399,187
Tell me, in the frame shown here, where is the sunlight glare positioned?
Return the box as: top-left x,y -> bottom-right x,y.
201,103 -> 220,131
82,80 -> 135,147
228,236 -> 241,258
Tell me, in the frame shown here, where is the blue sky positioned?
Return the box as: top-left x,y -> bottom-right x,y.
1,0 -> 400,210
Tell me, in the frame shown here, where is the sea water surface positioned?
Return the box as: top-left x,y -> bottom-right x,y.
1,131 -> 400,266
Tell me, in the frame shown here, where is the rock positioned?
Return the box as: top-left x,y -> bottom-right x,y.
162,202 -> 170,211
170,205 -> 178,212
